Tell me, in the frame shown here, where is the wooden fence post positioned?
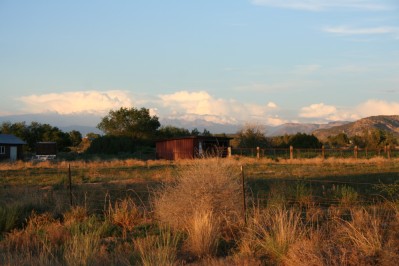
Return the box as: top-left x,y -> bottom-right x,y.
227,147 -> 232,158
68,164 -> 73,206
290,146 -> 294,160
241,165 -> 247,225
354,146 -> 358,159
256,147 -> 260,159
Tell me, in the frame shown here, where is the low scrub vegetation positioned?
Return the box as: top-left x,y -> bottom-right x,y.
1,158 -> 399,265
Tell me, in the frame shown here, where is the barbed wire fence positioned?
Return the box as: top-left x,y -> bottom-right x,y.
2,159 -> 397,221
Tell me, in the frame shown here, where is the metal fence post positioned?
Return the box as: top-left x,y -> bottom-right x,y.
68,164 -> 73,206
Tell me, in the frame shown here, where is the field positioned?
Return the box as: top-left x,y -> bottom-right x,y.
1,157 -> 399,265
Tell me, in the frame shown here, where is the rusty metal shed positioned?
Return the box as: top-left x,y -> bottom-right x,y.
156,136 -> 231,160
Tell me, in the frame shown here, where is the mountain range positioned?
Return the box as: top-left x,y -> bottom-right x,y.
312,115 -> 399,141
0,113 -> 398,139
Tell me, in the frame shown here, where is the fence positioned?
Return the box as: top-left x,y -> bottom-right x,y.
229,145 -> 398,160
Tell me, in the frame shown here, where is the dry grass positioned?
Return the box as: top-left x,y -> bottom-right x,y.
1,157 -> 399,265
106,197 -> 143,239
186,210 -> 221,258
240,206 -> 305,262
134,227 -> 180,266
154,158 -> 243,234
336,207 -> 384,257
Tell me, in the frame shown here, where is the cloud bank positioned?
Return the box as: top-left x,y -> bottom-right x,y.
18,90 -> 133,115
15,90 -> 399,127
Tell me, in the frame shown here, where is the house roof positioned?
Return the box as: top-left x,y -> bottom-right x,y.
0,134 -> 26,145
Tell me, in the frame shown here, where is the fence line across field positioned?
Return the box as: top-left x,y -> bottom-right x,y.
229,145 -> 398,160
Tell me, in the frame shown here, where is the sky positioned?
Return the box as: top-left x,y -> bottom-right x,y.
1,0 -> 399,128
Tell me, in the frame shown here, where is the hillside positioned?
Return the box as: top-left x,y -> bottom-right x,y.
267,121 -> 349,136
312,115 -> 399,141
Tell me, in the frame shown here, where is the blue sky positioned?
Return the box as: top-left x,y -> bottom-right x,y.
1,0 -> 398,127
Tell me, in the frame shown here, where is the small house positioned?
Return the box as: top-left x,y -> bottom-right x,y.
156,136 -> 231,160
0,134 -> 26,161
35,142 -> 57,160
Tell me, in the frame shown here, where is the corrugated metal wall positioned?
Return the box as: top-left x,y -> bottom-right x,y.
156,138 -> 195,160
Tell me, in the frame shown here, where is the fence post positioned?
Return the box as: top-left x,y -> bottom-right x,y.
256,147 -> 260,159
322,145 -> 325,159
354,146 -> 358,159
68,164 -> 73,206
241,165 -> 247,225
227,147 -> 232,158
290,146 -> 294,160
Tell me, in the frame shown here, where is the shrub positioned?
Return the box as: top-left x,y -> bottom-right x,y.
154,158 -> 243,257
154,159 -> 243,233
106,197 -> 143,239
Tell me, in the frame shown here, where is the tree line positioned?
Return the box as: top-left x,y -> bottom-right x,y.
1,107 -> 398,156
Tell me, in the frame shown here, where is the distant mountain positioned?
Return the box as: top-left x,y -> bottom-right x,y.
312,115 -> 399,141
0,112 -> 354,137
267,121 -> 350,137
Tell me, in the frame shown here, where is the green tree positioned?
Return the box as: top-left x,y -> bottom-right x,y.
69,130 -> 82,147
236,124 -> 269,148
157,126 -> 190,139
191,128 -> 200,136
327,133 -> 350,148
288,133 -> 321,149
1,121 -> 72,152
97,107 -> 160,142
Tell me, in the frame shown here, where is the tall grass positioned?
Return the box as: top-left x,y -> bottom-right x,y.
134,227 -> 180,266
186,210 -> 221,258
241,207 -> 305,262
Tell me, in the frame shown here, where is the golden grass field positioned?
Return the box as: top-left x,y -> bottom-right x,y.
1,157 -> 399,265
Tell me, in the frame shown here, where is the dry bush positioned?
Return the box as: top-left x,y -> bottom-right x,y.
63,206 -> 88,225
283,232 -> 325,266
154,158 -> 243,233
106,197 -> 143,239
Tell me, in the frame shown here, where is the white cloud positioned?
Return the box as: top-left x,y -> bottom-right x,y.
300,103 -> 337,118
18,90 -> 133,115
251,0 -> 391,11
267,102 -> 278,108
158,90 -> 283,125
356,99 -> 399,117
324,26 -> 399,36
299,100 -> 399,122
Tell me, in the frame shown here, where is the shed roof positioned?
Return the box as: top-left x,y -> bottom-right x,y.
0,134 -> 26,145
